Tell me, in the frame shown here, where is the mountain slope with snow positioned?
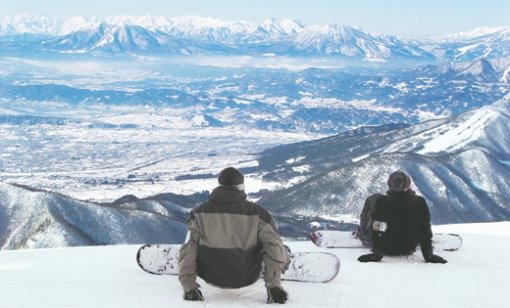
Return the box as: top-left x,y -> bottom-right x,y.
259,95 -> 510,223
0,183 -> 188,249
0,222 -> 508,307
429,27 -> 510,61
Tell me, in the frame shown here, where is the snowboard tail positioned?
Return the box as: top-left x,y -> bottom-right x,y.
136,244 -> 180,275
282,251 -> 340,283
136,244 -> 340,283
311,230 -> 463,251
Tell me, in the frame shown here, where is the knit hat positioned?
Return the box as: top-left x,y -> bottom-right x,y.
218,167 -> 244,186
387,170 -> 412,192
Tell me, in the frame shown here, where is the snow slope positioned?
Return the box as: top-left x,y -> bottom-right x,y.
0,222 -> 508,307
0,182 -> 188,249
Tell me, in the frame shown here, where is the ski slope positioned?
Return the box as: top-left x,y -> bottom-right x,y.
0,222 -> 509,308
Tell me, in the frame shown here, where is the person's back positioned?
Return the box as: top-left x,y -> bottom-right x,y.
189,185 -> 271,288
358,170 -> 447,264
179,167 -> 289,303
373,191 -> 431,255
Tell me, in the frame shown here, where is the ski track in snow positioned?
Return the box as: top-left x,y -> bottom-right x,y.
0,222 -> 509,308
417,108 -> 495,155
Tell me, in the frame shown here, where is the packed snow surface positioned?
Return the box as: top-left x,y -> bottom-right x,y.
0,222 -> 508,307
417,108 -> 497,154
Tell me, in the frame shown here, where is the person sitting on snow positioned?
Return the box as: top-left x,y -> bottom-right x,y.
178,167 -> 290,303
357,170 -> 447,264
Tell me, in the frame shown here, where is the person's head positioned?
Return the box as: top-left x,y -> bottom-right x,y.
387,170 -> 412,192
218,167 -> 245,191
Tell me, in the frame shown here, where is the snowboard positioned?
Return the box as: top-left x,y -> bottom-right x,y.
310,230 -> 463,251
136,244 -> 340,283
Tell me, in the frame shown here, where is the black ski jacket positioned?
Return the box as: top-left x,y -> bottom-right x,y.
372,191 -> 433,257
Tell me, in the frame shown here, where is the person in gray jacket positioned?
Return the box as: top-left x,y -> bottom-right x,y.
179,167 -> 290,303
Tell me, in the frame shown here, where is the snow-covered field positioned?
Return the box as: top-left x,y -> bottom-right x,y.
0,104 -> 312,202
1,222 -> 508,307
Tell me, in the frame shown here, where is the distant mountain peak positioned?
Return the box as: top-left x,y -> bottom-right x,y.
260,17 -> 305,34
440,26 -> 510,41
171,15 -> 242,28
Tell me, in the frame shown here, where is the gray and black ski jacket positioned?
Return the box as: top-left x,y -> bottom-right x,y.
178,185 -> 288,291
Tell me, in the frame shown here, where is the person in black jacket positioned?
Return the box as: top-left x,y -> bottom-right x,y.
358,170 -> 447,264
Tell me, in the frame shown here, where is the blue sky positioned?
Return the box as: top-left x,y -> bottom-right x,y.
1,0 -> 509,37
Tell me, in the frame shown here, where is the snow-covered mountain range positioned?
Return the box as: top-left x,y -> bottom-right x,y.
433,26 -> 510,61
1,14 -> 509,62
1,55 -> 508,135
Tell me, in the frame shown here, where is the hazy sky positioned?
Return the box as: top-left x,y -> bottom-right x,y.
1,0 -> 509,37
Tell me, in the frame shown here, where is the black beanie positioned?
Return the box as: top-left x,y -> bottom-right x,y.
218,167 -> 244,186
387,170 -> 412,192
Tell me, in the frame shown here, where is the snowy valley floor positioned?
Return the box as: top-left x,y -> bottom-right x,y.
1,222 -> 509,308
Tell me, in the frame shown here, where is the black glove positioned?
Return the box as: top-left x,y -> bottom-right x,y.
183,288 -> 204,301
267,287 -> 288,304
357,253 -> 383,263
425,254 -> 447,264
